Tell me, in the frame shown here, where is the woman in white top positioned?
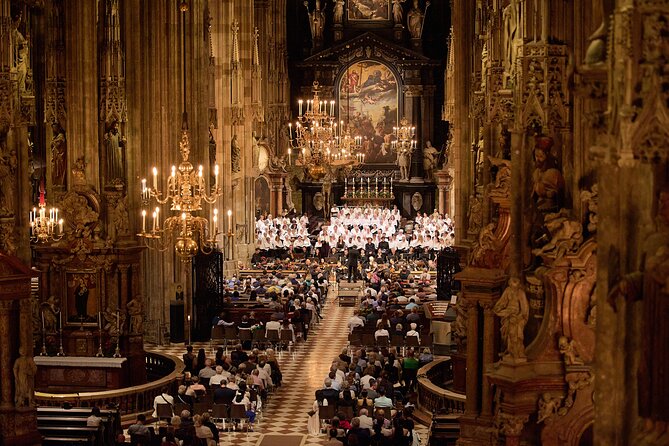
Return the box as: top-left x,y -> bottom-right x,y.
374,326 -> 390,340
406,323 -> 421,344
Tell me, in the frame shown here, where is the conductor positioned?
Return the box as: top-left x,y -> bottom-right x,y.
347,246 -> 360,282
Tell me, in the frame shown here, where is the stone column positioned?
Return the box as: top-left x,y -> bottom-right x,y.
0,300 -> 13,408
435,170 -> 453,215
464,300 -> 479,415
480,302 -> 497,419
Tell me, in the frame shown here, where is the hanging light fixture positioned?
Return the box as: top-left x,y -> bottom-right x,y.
288,81 -> 362,179
29,182 -> 64,244
137,1 -> 221,261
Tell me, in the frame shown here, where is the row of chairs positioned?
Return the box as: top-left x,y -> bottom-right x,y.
210,325 -> 298,352
348,329 -> 429,350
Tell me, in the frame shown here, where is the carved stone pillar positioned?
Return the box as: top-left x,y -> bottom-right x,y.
268,173 -> 285,216
435,169 -> 453,215
455,266 -> 507,445
0,299 -> 13,408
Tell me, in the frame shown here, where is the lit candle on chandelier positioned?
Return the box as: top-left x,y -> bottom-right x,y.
288,123 -> 293,139
141,210 -> 146,233
58,219 -> 63,234
152,167 -> 158,190
214,164 -> 219,189
213,208 -> 218,230
155,207 -> 160,230
298,100 -> 303,116
152,210 -> 157,231
141,178 -> 147,198
227,209 -> 233,233
330,100 -> 335,116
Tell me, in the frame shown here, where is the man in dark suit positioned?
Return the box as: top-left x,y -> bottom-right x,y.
348,246 -> 360,282
315,379 -> 340,406
213,380 -> 236,405
365,238 -> 376,258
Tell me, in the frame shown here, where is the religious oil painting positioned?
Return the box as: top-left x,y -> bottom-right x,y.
338,60 -> 399,164
347,0 -> 391,21
64,270 -> 99,326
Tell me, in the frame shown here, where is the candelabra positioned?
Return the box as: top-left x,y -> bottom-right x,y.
29,190 -> 64,244
344,176 -> 395,199
288,81 -> 362,178
391,117 -> 417,153
138,128 -> 222,261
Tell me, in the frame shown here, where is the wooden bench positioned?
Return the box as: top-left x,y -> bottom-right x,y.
37,406 -> 120,446
338,290 -> 359,307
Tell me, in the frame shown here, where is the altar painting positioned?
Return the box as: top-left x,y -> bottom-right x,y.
347,0 -> 391,21
339,60 -> 398,164
65,271 -> 99,325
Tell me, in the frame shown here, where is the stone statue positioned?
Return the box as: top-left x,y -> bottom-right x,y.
105,121 -> 126,184
11,12 -> 29,93
470,222 -> 500,267
103,306 -> 125,337
50,122 -> 67,187
532,136 -> 564,212
467,194 -> 482,234
502,0 -> 520,85
72,156 -> 87,186
231,134 -> 241,173
322,173 -> 333,216
397,148 -> 411,181
493,277 -> 529,361
422,140 -> 441,181
127,296 -> 143,334
208,124 -> 216,184
252,131 -> 260,169
487,157 -> 512,199
41,295 -> 60,333
558,336 -> 584,366
109,196 -> 130,243
392,0 -> 406,25
580,184 -> 598,234
285,179 -> 296,212
0,138 -> 17,216
537,393 -> 561,424
452,299 -> 468,348
333,0 -> 345,24
407,0 -> 429,39
532,209 -> 584,259
13,347 -> 36,408
585,19 -> 608,65
608,188 -> 669,423
305,0 -> 326,42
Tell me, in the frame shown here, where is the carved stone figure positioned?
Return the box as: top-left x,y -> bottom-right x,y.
407,0 -> 428,39
470,222 -> 500,267
558,336 -> 584,366
333,0 -> 345,24
474,129 -> 485,186
252,131 -> 260,169
392,0 -> 406,25
72,156 -> 87,186
231,134 -> 241,173
103,306 -> 125,337
487,157 -> 511,199
284,179 -> 296,212
422,140 -> 441,181
305,0 -> 326,42
397,148 -> 411,181
50,122 -> 67,187
127,296 -> 143,334
105,121 -> 126,184
109,196 -> 130,243
41,295 -> 60,333
493,277 -> 529,362
502,0 -> 520,85
411,192 -> 423,212
322,173 -> 333,216
537,393 -> 561,424
467,194 -> 482,234
580,184 -> 598,234
12,12 -> 29,93
585,19 -> 608,65
0,140 -> 17,216
208,124 -> 216,183
452,299 -> 468,348
608,188 -> 669,422
532,137 -> 564,212
13,347 -> 36,408
532,209 -> 584,258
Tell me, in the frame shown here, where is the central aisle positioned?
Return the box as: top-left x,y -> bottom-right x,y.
219,284 -> 355,446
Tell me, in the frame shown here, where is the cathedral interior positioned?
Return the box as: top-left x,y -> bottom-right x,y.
0,0 -> 667,445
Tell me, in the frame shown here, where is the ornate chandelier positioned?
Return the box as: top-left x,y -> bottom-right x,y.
137,1 -> 221,261
288,81 -> 362,178
29,188 -> 64,244
138,130 -> 221,260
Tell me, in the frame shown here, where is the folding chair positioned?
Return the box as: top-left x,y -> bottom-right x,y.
211,403 -> 229,430
266,330 -> 280,351
210,325 -> 225,351
280,329 -> 294,353
223,326 -> 238,351
376,335 -> 389,348
252,329 -> 266,350
192,401 -> 211,416
173,403 -> 190,416
238,328 -> 252,347
319,404 -> 337,427
230,404 -> 248,431
155,403 -> 173,421
361,332 -> 375,348
406,335 -> 420,349
348,330 -> 362,347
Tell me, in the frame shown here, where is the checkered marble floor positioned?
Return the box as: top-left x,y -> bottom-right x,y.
147,282 -> 429,446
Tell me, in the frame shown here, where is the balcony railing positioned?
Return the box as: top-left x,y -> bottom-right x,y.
417,357 -> 466,416
35,352 -> 184,422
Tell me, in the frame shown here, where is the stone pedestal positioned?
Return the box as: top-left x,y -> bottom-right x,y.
454,267 -> 507,445
393,25 -> 404,41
